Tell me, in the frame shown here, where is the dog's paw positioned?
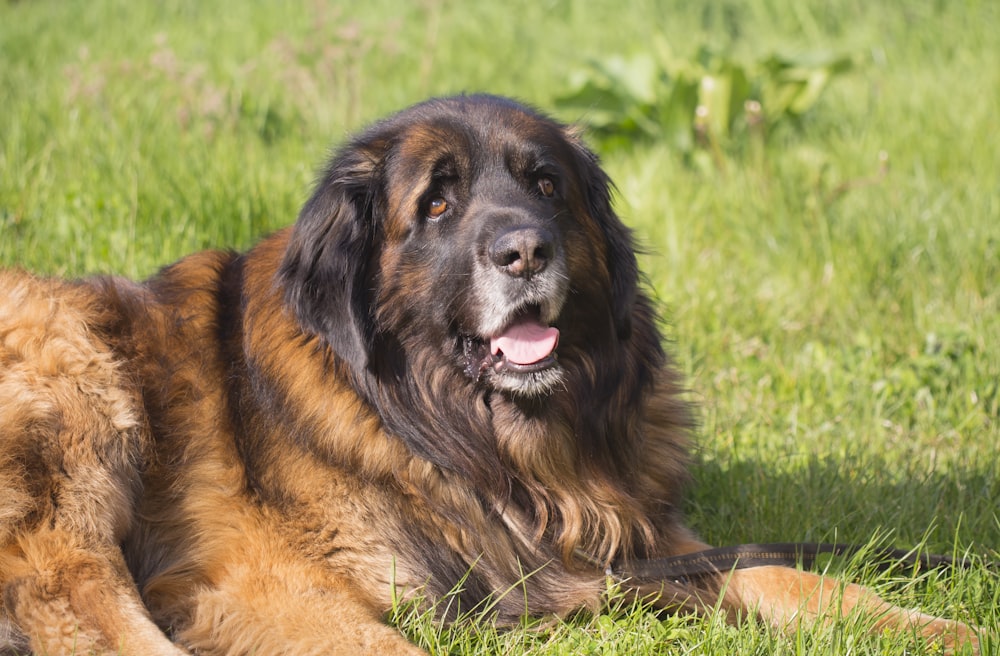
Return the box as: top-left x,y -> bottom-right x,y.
915,616 -> 981,655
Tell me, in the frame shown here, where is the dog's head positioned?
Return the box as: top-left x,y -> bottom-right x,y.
279,95 -> 641,398
277,96 -> 686,565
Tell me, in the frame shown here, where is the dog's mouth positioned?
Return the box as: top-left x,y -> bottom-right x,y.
489,307 -> 560,372
462,305 -> 563,393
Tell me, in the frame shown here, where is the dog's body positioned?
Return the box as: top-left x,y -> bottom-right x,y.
0,96 -> 978,654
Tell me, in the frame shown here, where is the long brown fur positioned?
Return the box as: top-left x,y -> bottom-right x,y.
0,95 -> 979,654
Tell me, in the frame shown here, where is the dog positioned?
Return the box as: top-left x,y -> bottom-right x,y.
0,94 -> 979,654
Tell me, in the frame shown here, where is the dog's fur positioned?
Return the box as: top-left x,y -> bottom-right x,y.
0,95 -> 978,654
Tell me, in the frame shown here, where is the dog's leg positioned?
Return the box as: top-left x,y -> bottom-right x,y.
170,544 -> 426,656
639,536 -> 980,653
2,527 -> 188,656
724,565 -> 980,653
0,276 -> 187,654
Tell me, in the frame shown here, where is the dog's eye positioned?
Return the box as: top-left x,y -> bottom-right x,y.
426,197 -> 448,220
537,177 -> 555,198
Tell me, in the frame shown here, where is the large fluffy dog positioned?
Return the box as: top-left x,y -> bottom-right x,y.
0,95 -> 978,654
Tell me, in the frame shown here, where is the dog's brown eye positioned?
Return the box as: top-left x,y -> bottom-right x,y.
427,197 -> 448,220
537,177 -> 555,198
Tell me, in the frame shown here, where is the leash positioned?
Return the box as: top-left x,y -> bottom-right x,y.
610,542 -> 975,585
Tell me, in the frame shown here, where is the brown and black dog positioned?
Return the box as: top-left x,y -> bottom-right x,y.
0,95 -> 979,654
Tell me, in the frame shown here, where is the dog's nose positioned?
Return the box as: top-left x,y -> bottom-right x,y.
489,226 -> 554,278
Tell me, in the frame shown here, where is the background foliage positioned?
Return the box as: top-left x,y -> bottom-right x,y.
2,0 -> 997,653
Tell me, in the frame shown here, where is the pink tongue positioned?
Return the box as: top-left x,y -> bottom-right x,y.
490,318 -> 560,365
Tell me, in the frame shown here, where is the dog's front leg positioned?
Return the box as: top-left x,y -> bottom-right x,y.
724,564 -> 981,653
171,553 -> 427,656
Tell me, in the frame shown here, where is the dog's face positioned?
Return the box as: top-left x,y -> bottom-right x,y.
280,95 -> 639,398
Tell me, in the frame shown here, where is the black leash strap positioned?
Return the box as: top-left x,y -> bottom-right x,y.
613,542 -> 973,584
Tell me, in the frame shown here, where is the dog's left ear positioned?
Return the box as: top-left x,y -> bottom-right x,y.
564,129 -> 640,340
278,141 -> 385,373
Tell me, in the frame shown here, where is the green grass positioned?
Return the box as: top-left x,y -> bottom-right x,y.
2,0 -> 998,653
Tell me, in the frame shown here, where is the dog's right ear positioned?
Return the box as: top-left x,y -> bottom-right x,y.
278,141 -> 385,373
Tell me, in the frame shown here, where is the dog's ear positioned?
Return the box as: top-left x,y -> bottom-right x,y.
564,129 -> 640,340
279,140 -> 386,373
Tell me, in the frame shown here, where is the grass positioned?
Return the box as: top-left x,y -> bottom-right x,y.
2,0 -> 998,653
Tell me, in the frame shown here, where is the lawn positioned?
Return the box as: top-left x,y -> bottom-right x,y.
1,0 -> 997,653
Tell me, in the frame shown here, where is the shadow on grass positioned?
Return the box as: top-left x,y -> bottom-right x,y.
686,451 -> 1000,555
